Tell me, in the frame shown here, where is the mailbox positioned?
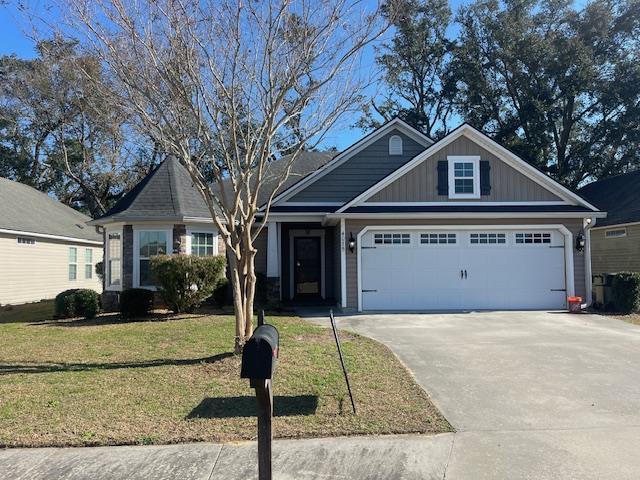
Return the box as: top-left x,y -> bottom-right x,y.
241,324 -> 279,380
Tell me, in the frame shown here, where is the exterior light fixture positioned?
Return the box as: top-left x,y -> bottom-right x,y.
575,232 -> 585,252
348,232 -> 356,253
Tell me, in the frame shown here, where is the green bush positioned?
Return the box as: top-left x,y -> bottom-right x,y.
611,272 -> 640,313
95,261 -> 104,282
119,288 -> 154,319
212,277 -> 230,308
54,289 -> 101,319
150,255 -> 226,313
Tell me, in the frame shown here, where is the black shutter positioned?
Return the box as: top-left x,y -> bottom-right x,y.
437,161 -> 448,196
480,161 -> 491,195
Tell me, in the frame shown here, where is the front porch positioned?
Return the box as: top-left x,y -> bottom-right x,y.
259,221 -> 343,307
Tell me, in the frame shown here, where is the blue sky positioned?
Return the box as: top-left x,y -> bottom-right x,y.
0,1 -> 499,150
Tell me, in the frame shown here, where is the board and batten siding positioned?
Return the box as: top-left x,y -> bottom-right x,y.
367,137 -> 562,203
344,218 -> 585,309
289,130 -> 428,203
0,233 -> 102,305
590,224 -> 640,275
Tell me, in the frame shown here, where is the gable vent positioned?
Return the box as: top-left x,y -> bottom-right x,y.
389,135 -> 403,155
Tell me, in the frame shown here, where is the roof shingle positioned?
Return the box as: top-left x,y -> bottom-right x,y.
578,171 -> 640,227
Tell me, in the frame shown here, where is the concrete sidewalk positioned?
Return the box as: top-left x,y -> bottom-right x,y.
0,434 -> 454,480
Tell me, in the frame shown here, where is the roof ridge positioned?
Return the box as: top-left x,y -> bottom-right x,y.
579,169 -> 640,190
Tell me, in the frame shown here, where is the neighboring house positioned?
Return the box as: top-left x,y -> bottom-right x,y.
0,177 -> 103,306
578,170 -> 640,275
91,118 -> 605,312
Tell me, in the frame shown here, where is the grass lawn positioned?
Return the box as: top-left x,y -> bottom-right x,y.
0,302 -> 451,447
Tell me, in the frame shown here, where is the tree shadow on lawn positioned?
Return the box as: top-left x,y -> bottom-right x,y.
0,352 -> 233,375
186,395 -> 319,419
30,312 -> 206,328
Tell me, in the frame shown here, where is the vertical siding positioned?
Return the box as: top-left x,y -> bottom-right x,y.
344,218 -> 585,309
289,130 -> 428,202
0,233 -> 103,305
254,229 -> 268,275
591,224 -> 640,275
368,137 -> 561,202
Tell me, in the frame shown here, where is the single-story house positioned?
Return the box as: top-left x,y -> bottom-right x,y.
0,177 -> 103,305
90,119 -> 606,311
578,170 -> 640,275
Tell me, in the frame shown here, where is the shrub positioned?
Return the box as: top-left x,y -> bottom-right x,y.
611,272 -> 640,313
212,277 -> 230,308
95,261 -> 104,282
54,289 -> 101,319
119,288 -> 154,319
150,255 -> 226,313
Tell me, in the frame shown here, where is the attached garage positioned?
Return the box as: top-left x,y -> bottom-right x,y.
359,227 -> 572,311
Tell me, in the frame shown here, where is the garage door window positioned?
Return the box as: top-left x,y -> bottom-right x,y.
515,232 -> 551,244
420,233 -> 456,244
374,233 -> 410,245
470,233 -> 506,244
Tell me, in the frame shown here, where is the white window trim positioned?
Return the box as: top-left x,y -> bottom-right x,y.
389,135 -> 403,155
84,248 -> 93,279
133,226 -> 173,290
448,155 -> 481,199
68,247 -> 78,281
105,227 -> 123,291
186,226 -> 219,256
605,228 -> 627,239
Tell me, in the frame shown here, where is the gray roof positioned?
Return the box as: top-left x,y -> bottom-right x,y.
578,170 -> 640,227
96,152 -> 335,224
0,177 -> 101,241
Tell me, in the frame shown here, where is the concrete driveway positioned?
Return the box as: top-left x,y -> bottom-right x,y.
330,311 -> 640,479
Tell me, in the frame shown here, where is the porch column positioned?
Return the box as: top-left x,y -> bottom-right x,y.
266,221 -> 280,303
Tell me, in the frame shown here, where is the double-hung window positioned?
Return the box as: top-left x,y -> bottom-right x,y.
85,248 -> 93,279
68,247 -> 78,280
448,156 -> 480,199
137,230 -> 169,287
107,232 -> 122,288
190,232 -> 217,257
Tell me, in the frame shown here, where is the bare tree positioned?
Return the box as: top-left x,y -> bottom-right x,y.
53,0 -> 390,351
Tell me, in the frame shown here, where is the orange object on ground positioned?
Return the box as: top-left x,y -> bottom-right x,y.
567,296 -> 582,313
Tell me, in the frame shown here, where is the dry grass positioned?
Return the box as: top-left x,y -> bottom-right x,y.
600,313 -> 640,326
0,303 -> 451,447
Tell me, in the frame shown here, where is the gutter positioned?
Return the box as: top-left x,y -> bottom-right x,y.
0,228 -> 102,246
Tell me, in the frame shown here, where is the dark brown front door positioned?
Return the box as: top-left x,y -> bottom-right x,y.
293,236 -> 321,298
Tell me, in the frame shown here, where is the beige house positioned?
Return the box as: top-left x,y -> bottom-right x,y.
93,119 -> 606,311
579,170 -> 640,275
0,178 -> 103,306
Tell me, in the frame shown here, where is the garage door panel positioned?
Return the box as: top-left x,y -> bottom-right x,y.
361,229 -> 567,311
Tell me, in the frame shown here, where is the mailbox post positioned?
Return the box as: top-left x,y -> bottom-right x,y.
241,321 -> 279,480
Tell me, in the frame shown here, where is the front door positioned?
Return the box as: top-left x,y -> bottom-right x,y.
293,236 -> 322,299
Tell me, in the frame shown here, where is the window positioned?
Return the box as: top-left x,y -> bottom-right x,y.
389,135 -> 403,155
448,156 -> 480,198
374,233 -> 411,245
191,232 -> 216,256
421,233 -> 457,244
85,248 -> 93,279
138,231 -> 168,286
68,247 -> 78,280
605,228 -> 627,238
470,233 -> 506,244
17,237 -> 35,245
515,232 -> 551,244
107,232 -> 122,287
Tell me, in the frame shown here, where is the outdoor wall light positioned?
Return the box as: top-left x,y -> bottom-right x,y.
575,232 -> 585,252
348,232 -> 356,253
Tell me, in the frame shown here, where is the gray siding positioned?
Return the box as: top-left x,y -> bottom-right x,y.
591,224 -> 640,275
344,218 -> 586,309
254,229 -> 268,275
289,130 -> 428,202
367,136 -> 562,203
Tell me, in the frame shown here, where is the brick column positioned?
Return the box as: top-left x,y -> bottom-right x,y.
173,224 -> 187,254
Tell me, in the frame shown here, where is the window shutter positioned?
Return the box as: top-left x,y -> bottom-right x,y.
437,161 -> 448,195
480,161 -> 491,195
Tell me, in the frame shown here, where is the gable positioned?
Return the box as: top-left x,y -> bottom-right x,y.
287,129 -> 428,203
366,136 -> 563,203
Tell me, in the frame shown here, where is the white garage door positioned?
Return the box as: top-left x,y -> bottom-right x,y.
360,229 -> 567,311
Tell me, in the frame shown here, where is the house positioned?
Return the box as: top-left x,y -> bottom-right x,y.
578,170 -> 640,275
0,177 -> 103,305
91,119 -> 605,311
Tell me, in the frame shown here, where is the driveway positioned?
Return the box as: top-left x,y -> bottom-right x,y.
330,311 -> 640,479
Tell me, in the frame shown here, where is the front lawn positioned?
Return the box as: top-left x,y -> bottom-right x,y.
0,305 -> 451,447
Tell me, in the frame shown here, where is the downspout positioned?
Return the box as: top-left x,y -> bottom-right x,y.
583,216 -> 597,308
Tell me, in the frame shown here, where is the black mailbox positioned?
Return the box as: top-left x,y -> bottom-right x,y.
241,324 -> 279,380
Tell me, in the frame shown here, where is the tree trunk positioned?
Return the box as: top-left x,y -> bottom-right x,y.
229,254 -> 246,354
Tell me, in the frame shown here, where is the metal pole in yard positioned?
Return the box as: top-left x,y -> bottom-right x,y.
329,309 -> 356,414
